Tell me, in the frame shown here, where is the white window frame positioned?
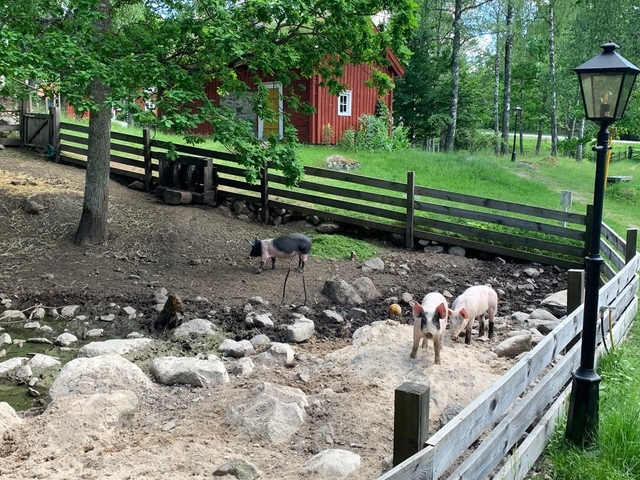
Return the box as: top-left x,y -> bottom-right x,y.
338,91 -> 352,117
257,82 -> 284,140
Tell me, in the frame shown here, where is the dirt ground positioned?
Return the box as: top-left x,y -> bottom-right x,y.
0,149 -> 567,479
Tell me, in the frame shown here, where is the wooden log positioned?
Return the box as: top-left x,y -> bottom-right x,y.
164,188 -> 193,205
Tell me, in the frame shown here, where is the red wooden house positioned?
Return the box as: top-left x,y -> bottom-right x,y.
195,51 -> 404,145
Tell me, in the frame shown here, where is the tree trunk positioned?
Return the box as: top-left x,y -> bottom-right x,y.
444,0 -> 462,152
548,0 -> 558,157
535,118 -> 542,156
74,0 -> 112,246
576,117 -> 585,162
493,28 -> 501,156
500,2 -> 514,155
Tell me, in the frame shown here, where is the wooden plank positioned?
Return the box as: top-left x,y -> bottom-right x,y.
268,174 -> 406,208
152,151 -> 209,167
414,215 -> 584,258
60,122 -> 89,134
60,132 -> 89,145
567,270 -> 585,314
150,140 -> 237,162
261,164 -> 268,223
109,153 -> 145,169
268,186 -> 406,223
217,178 -> 262,193
0,124 -> 20,132
601,223 -> 627,257
143,128 -> 152,192
61,144 -> 88,157
110,130 -> 143,144
406,171 -> 415,248
414,200 -> 585,241
600,238 -> 625,271
377,446 -> 435,480
448,344 -> 580,480
414,230 -> 584,269
110,142 -> 145,156
215,189 -> 260,204
304,166 -> 407,192
49,106 -> 61,163
595,276 -> 639,346
267,199 -> 405,235
59,155 -> 146,181
494,388 -> 571,480
214,163 -> 248,177
414,185 -> 587,225
0,138 -> 21,147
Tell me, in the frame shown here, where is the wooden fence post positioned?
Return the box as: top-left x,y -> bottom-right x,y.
564,269 -> 585,353
143,128 -> 152,192
405,171 -> 415,248
261,163 -> 269,223
393,382 -> 430,467
625,228 -> 638,264
20,99 -> 28,147
48,106 -> 61,163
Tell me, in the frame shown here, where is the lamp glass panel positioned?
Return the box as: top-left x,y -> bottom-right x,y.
579,73 -> 624,120
614,74 -> 638,118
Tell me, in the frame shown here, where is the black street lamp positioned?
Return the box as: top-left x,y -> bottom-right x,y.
510,106 -> 522,162
565,42 -> 639,446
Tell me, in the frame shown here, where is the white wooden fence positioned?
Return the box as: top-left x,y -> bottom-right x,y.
379,227 -> 639,480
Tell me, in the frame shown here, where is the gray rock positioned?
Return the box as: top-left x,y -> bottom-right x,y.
448,246 -> 466,257
218,339 -> 255,358
351,277 -> 380,301
232,357 -> 255,377
315,223 -> 341,234
429,273 -> 453,284
254,343 -> 295,367
494,333 -> 533,357
173,318 -> 217,337
321,277 -> 364,305
60,305 -> 80,317
122,306 -> 136,319
400,292 -> 414,305
529,309 -> 559,321
228,382 -> 308,444
30,308 -> 46,320
49,354 -> 154,400
285,317 -> 315,343
250,334 -> 271,349
53,332 -> 78,347
0,333 -> 12,346
0,357 -> 27,377
348,308 -> 367,319
213,458 -> 262,480
300,449 -> 361,477
246,312 -> 274,328
77,338 -> 153,358
540,290 -> 568,317
149,356 -> 229,387
24,200 -> 44,214
100,314 -> 116,322
0,310 -> 26,321
321,310 -> 344,324
362,257 -> 385,271
248,296 -> 265,305
510,312 -> 530,323
524,267 -> 541,278
526,318 -> 560,335
84,328 -> 104,338
27,354 -> 61,370
440,402 -> 464,425
390,233 -> 405,246
0,402 -> 22,436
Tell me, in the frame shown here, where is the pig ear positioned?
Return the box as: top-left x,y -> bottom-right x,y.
447,308 -> 454,317
412,303 -> 424,317
436,303 -> 447,319
459,308 -> 469,319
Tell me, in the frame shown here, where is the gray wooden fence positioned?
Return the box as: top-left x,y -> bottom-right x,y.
55,117 -> 592,271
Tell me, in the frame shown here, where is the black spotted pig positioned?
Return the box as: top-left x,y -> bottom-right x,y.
448,285 -> 498,345
411,292 -> 448,365
248,233 -> 312,274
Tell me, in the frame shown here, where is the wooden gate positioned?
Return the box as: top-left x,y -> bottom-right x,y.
21,112 -> 50,149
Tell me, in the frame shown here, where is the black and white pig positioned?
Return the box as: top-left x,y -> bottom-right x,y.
248,233 -> 312,274
411,292 -> 448,365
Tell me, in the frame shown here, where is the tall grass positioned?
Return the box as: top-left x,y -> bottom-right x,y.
537,318 -> 640,480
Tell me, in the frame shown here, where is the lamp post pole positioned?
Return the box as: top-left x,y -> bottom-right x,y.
565,41 -> 639,446
564,123 -> 610,445
510,107 -> 522,162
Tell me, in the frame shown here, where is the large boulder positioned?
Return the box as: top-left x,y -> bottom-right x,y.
322,277 -> 364,305
49,354 -> 154,400
149,356 -> 229,387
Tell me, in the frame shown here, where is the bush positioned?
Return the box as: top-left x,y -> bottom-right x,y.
337,127 -> 355,150
355,114 -> 391,151
455,128 -> 491,153
321,123 -> 333,145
